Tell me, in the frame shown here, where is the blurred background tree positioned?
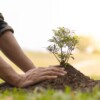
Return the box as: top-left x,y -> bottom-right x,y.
78,35 -> 95,53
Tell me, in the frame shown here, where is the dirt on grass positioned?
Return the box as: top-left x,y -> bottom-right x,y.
0,64 -> 100,92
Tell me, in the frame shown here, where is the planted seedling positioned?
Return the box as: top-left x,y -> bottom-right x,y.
47,27 -> 79,67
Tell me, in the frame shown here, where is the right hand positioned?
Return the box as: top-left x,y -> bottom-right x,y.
18,67 -> 67,87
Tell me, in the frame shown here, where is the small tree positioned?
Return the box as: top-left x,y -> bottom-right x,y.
47,27 -> 79,67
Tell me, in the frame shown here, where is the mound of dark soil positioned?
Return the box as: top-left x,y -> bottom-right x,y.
0,64 -> 100,92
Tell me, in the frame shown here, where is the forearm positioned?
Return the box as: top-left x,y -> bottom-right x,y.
0,31 -> 35,72
0,57 -> 22,86
0,58 -> 36,88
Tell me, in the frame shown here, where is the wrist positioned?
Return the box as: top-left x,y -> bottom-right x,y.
16,74 -> 33,88
14,74 -> 25,88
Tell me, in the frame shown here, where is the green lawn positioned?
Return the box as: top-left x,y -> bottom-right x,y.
0,87 -> 100,100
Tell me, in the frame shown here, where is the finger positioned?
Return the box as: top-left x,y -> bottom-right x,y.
27,67 -> 45,73
35,67 -> 65,73
40,71 -> 67,76
39,75 -> 58,81
29,75 -> 58,85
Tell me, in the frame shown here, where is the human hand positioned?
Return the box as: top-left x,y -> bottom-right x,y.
18,66 -> 67,87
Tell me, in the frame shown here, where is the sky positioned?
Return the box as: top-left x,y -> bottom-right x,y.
0,0 -> 100,51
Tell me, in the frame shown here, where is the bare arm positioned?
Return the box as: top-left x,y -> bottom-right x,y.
0,57 -> 66,88
0,13 -> 67,87
0,57 -> 22,86
0,31 -> 35,72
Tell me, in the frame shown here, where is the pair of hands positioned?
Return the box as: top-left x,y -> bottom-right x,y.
18,66 -> 67,87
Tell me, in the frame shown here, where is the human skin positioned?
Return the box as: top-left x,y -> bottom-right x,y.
0,31 -> 35,72
0,31 -> 67,87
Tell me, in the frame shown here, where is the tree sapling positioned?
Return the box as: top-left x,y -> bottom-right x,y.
47,27 -> 79,67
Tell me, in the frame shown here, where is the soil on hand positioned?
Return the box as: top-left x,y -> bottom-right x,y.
0,64 -> 100,92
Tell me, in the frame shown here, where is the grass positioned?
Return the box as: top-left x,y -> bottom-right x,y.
0,87 -> 100,100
